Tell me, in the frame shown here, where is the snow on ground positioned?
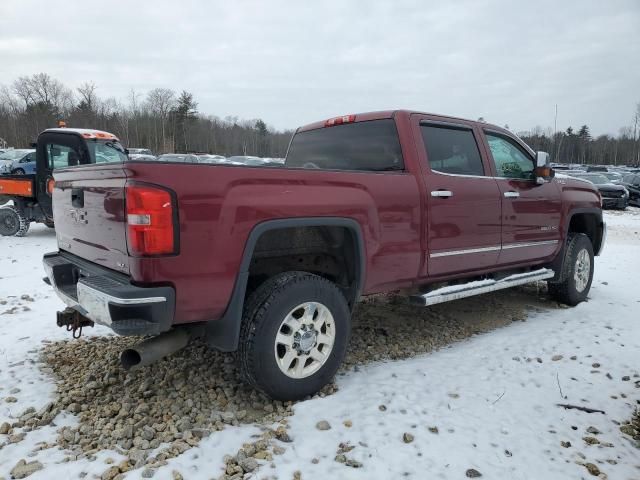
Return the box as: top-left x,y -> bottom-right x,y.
1,209 -> 639,479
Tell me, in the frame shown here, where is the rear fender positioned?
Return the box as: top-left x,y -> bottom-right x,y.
205,217 -> 365,352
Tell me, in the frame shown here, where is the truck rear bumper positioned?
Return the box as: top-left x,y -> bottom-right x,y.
43,252 -> 175,336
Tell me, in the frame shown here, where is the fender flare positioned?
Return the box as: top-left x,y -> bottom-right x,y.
205,217 -> 366,351
548,207 -> 604,282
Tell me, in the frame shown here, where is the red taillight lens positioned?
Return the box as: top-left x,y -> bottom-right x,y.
125,183 -> 176,256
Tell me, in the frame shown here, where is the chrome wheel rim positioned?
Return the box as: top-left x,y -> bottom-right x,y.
574,249 -> 591,293
274,302 -> 335,379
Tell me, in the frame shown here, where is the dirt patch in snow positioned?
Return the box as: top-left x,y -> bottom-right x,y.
3,283 -> 558,476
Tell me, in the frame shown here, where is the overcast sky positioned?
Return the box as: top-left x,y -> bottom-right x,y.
1,0 -> 638,135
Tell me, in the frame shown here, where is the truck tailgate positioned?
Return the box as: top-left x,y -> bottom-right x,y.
52,165 -> 129,274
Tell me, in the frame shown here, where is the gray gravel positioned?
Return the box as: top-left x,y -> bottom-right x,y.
11,284 -> 554,478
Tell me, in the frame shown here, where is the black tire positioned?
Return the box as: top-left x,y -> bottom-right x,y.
12,168 -> 25,175
547,233 -> 594,306
0,206 -> 30,237
238,271 -> 351,401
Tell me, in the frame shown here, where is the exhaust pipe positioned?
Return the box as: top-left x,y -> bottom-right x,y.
121,328 -> 191,370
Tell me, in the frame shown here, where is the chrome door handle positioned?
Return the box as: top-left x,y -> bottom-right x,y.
431,190 -> 453,198
504,191 -> 520,198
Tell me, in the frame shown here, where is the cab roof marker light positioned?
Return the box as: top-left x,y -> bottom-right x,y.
324,114 -> 356,127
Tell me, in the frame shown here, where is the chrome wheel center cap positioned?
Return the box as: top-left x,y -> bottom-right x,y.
298,330 -> 317,352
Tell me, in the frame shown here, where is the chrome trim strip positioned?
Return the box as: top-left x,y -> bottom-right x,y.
502,240 -> 558,250
429,239 -> 559,258
430,170 -> 496,180
430,245 -> 501,258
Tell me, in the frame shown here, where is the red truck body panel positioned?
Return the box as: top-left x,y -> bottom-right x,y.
50,110 -> 602,328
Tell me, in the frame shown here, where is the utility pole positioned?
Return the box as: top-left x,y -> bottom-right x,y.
553,104 -> 559,162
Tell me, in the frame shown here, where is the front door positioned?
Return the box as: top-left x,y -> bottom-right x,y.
481,130 -> 562,265
414,117 -> 502,277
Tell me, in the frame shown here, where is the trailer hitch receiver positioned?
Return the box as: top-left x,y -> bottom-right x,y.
56,307 -> 94,338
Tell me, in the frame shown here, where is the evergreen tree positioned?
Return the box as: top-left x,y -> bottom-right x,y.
173,91 -> 198,152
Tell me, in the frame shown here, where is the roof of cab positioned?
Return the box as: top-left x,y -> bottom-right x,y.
42,128 -> 120,141
296,109 -> 507,135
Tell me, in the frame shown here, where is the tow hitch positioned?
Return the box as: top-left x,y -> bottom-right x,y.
57,307 -> 94,338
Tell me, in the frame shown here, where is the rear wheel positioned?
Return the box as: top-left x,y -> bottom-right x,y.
238,271 -> 351,401
548,233 -> 594,306
0,206 -> 29,237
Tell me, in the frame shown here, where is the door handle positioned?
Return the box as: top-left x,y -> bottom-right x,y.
503,191 -> 520,198
431,190 -> 453,198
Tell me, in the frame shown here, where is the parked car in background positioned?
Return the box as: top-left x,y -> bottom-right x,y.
602,171 -> 623,183
128,148 -> 153,156
620,173 -> 640,206
128,154 -> 157,162
569,172 -> 628,209
156,153 -> 199,163
226,155 -> 269,166
587,165 -> 608,172
0,149 -> 36,175
196,154 -> 227,164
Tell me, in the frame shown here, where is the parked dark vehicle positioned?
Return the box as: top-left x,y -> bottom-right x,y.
620,173 -> 640,206
569,172 -> 628,209
44,110 -> 605,400
586,166 -> 608,172
602,172 -> 622,183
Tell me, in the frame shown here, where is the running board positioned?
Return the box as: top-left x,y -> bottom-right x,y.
410,268 -> 555,306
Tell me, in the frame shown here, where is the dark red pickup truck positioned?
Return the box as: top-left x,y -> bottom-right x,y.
43,111 -> 605,400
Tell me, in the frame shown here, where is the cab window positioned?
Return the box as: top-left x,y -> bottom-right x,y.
486,133 -> 535,180
45,144 -> 79,169
420,124 -> 485,176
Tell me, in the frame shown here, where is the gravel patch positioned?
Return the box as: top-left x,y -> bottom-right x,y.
7,284 -> 554,477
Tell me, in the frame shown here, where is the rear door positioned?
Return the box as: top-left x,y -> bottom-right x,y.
43,132 -> 130,274
480,130 -> 562,265
413,116 -> 502,276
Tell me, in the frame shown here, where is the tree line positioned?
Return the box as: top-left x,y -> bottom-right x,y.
2,73 -> 639,166
513,103 -> 640,166
0,73 -> 292,157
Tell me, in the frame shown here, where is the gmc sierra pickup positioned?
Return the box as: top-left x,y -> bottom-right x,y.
43,111 -> 605,400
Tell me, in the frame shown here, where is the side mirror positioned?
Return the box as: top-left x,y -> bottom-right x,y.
124,148 -> 130,155
536,151 -> 550,168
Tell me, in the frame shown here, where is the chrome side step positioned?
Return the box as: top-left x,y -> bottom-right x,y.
410,268 -> 555,306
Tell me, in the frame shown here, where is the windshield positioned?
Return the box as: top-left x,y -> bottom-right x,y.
574,174 -> 609,185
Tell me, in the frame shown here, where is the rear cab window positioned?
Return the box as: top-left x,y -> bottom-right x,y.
285,119 -> 404,171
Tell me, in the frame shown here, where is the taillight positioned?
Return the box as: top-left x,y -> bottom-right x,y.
324,114 -> 356,127
125,183 -> 177,256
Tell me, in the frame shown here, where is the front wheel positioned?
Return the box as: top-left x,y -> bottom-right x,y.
238,271 -> 351,401
548,233 -> 594,306
0,206 -> 30,237
12,169 -> 25,175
